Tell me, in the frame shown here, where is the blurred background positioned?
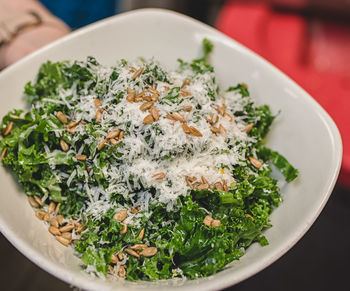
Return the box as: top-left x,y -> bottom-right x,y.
0,0 -> 349,290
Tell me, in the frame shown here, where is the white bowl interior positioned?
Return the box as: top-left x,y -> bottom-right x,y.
0,9 -> 342,291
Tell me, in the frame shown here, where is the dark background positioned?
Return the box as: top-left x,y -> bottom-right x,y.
1,1 -> 349,290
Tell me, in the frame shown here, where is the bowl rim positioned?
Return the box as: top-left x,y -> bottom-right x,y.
0,8 -> 343,291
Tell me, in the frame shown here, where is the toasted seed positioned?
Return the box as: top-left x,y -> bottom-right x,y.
3,122 -> 13,136
110,138 -> 118,145
182,123 -> 191,134
143,114 -> 154,124
55,235 -> 70,246
222,180 -> 228,192
127,87 -> 133,94
81,120 -> 87,125
164,86 -> 170,92
118,252 -> 125,261
126,91 -> 136,102
224,113 -> 233,121
28,196 -> 39,208
108,265 -> 115,274
60,139 -> 69,152
130,244 -> 148,251
130,66 -> 137,72
136,91 -> 146,99
35,210 -> 46,220
111,253 -> 119,264
203,216 -> 213,226
67,121 -> 79,129
197,183 -> 209,190
119,130 -> 125,140
0,148 -> 8,160
140,101 -> 154,111
94,98 -> 102,108
249,156 -> 262,169
166,112 -> 175,121
180,89 -> 191,97
113,210 -> 128,222
131,207 -> 140,214
54,202 -> 61,216
138,228 -> 145,240
131,67 -> 144,79
189,126 -> 202,137
125,248 -> 140,258
118,265 -> 126,277
49,226 -> 61,236
95,109 -> 103,123
140,247 -> 158,257
57,215 -> 64,225
201,176 -> 209,185
183,106 -> 192,112
61,232 -> 72,240
134,97 -> 144,102
152,172 -> 166,180
214,182 -> 224,191
148,87 -> 159,95
97,139 -> 108,151
186,176 -> 197,183
142,96 -> 152,102
120,223 -> 127,234
210,126 -> 220,134
34,195 -> 45,207
56,112 -> 67,124
50,217 -> 59,228
242,82 -> 248,89
186,179 -> 194,189
172,112 -> 186,123
43,213 -> 50,222
59,224 -> 75,233
150,93 -> 159,102
211,219 -> 221,227
244,123 -> 254,133
219,124 -> 227,135
9,114 -> 20,119
181,78 -> 190,88
75,224 -> 87,233
75,155 -> 87,161
67,125 -> 77,134
106,129 -> 120,139
149,108 -> 159,121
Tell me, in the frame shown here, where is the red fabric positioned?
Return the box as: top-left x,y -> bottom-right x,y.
217,2 -> 350,187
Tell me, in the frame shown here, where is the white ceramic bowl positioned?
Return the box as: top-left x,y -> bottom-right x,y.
0,8 -> 342,291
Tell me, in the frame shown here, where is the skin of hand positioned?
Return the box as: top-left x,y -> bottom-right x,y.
0,0 -> 71,69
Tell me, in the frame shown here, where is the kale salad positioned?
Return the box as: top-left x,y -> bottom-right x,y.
0,39 -> 298,281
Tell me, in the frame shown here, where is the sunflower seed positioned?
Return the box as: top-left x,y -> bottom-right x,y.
203,216 -> 213,226
166,112 -> 175,120
181,78 -> 190,88
34,195 -> 45,206
224,113 -> 233,121
95,109 -> 102,123
120,222 -> 127,234
245,213 -> 255,221
9,114 -> 20,119
222,180 -> 228,192
183,106 -> 192,112
214,182 -> 224,190
75,155 -> 87,161
140,101 -> 154,111
130,66 -> 137,72
126,90 -> 136,102
210,126 -> 220,134
148,87 -> 160,95
113,210 -> 127,222
49,226 -> 61,236
56,112 -> 68,124
172,112 -> 186,123
125,248 -> 140,258
59,224 -> 74,233
57,215 -> 64,225
35,210 -> 46,220
189,126 -> 202,137
60,139 -> 69,152
43,213 -> 50,222
50,217 -> 59,228
119,130 -> 125,140
117,252 -> 125,261
242,82 -> 248,89
130,244 -> 148,251
138,228 -> 145,240
118,265 -> 126,277
201,176 -> 209,185
150,108 -> 159,121
110,138 -> 118,145
152,172 -> 166,180
131,206 -> 140,214
0,148 -> 7,160
106,129 -> 120,139
131,67 -> 144,79
182,123 -> 191,134
180,89 -> 191,97
55,235 -> 70,246
94,98 -> 102,108
143,114 -> 154,124
75,224 -> 87,233
140,247 -> 158,257
151,93 -> 159,102
197,183 -> 209,190
3,122 -> 13,136
61,232 -> 72,240
48,202 -> 56,214
111,253 -> 119,264
28,197 -> 39,208
249,156 -> 262,169
219,124 -> 226,134
54,203 -> 61,216
244,123 -> 254,133
97,139 -> 108,151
